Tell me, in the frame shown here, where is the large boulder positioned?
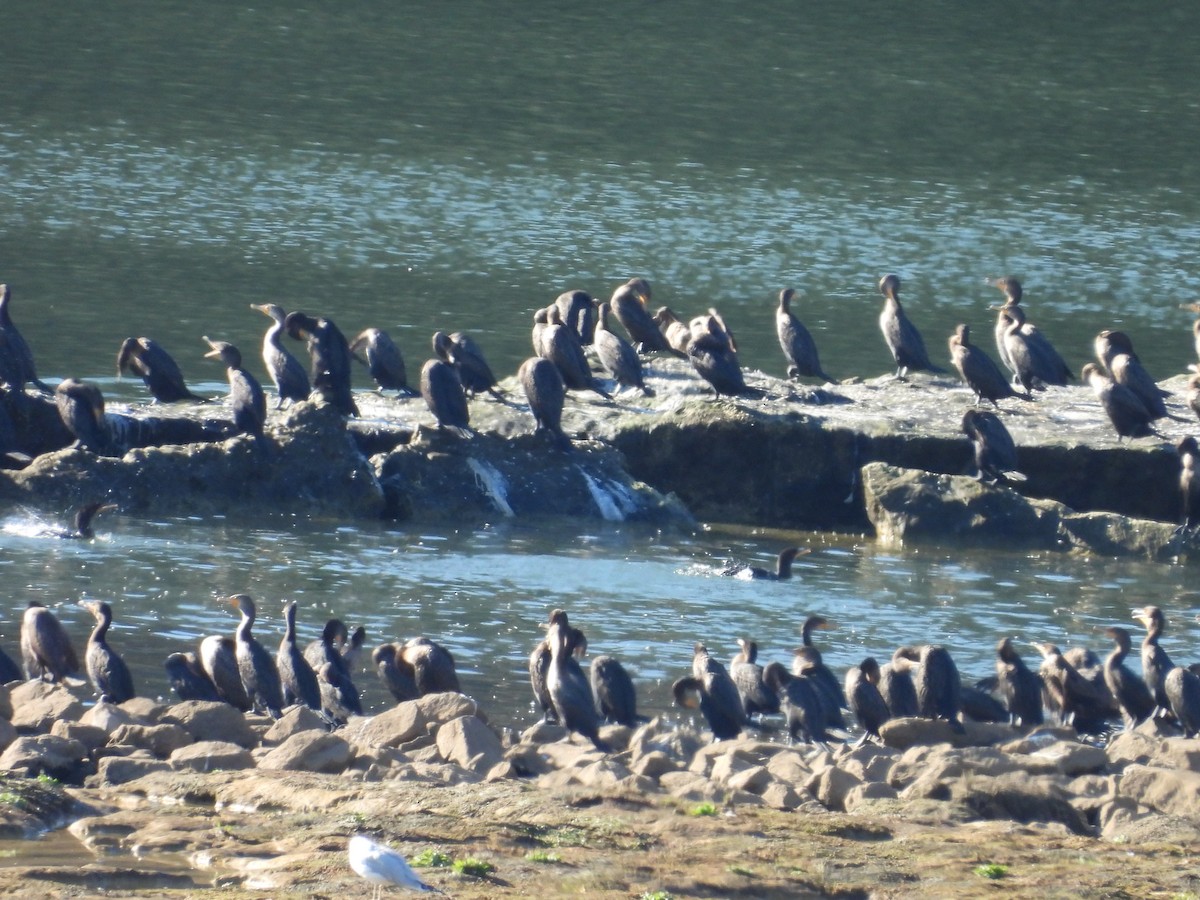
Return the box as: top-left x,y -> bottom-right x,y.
257,731 -> 353,774
9,682 -> 83,733
160,702 -> 259,749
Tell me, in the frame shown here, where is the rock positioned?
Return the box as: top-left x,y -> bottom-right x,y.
658,771 -> 717,802
835,743 -> 898,782
108,723 -> 193,759
707,750 -> 760,785
485,760 -> 517,782
351,703 -> 429,749
160,701 -> 259,749
415,693 -> 485,726
630,751 -> 680,780
263,706 -> 328,744
954,773 -> 1091,835
435,716 -> 504,774
0,735 -> 89,781
118,697 -> 166,722
0,684 -> 14,720
765,749 -> 812,784
93,755 -> 172,786
1117,763 -> 1200,820
1068,774 -> 1117,813
1028,741 -> 1109,777
760,780 -> 804,811
806,764 -> 863,811
575,758 -> 632,790
79,702 -> 139,734
520,721 -> 567,745
726,765 -> 771,795
257,731 -> 353,774
843,781 -> 900,812
9,681 -> 83,733
170,741 -> 256,773
50,721 -> 106,753
879,716 -> 1013,750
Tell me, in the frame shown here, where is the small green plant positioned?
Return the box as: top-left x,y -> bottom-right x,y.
689,802 -> 718,817
974,863 -> 1008,880
727,864 -> 754,877
639,892 -> 674,900
525,849 -> 561,863
453,857 -> 494,878
0,792 -> 24,808
411,849 -> 452,868
34,774 -> 59,786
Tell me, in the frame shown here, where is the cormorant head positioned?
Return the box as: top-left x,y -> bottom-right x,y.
878,273 -> 901,298
203,337 -> 242,369
993,276 -> 1023,302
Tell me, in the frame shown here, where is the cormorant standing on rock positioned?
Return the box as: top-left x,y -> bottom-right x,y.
546,609 -> 609,751
203,338 -> 270,454
433,331 -> 503,401
228,594 -> 284,718
0,284 -> 51,394
687,314 -> 756,398
672,642 -> 746,740
80,599 -> 135,704
992,278 -> 1072,388
876,274 -> 944,378
610,279 -> 671,354
994,637 -> 1043,728
276,601 -> 322,713
652,307 -> 691,356
593,301 -> 654,396
553,290 -> 597,346
20,602 -> 79,683
419,357 -> 471,437
1094,330 -> 1172,421
530,612 -> 586,725
729,638 -> 780,717
1178,436 -> 1200,532
399,637 -> 461,696
792,645 -> 846,729
1132,605 -> 1176,717
518,357 -> 570,451
777,288 -> 833,382
1164,666 -> 1200,737
117,337 -> 205,403
762,661 -> 830,747
349,328 -> 416,396
55,378 -> 109,453
1031,641 -> 1114,734
896,645 -> 963,731
948,324 -> 1030,406
251,304 -> 310,408
844,657 -> 891,745
1081,363 -> 1157,442
878,647 -> 920,718
304,619 -> 362,716
198,634 -> 252,711
590,655 -> 641,726
540,308 -> 611,400
1102,626 -> 1155,730
164,651 -> 223,703
373,643 -> 419,703
721,546 -> 806,580
962,409 -> 1025,484
284,311 -> 359,416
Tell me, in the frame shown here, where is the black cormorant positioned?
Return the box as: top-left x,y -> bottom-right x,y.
671,642 -> 746,740
721,546 -> 806,580
530,612 -> 586,725
399,636 -> 460,696
284,311 -> 359,416
80,599 -> 135,704
419,356 -> 471,437
962,409 -> 1026,484
593,301 -> 654,396
57,501 -> 117,539
878,647 -> 920,718
994,637 -> 1044,728
164,651 -> 223,703
117,337 -> 205,403
1095,330 -> 1172,421
1031,641 -> 1114,734
729,638 -> 780,717
948,324 -> 1030,406
204,338 -> 270,452
844,657 -> 891,745
876,274 -> 945,378
1163,666 -> 1200,737
553,290 -> 597,346
250,303 -> 310,408
228,594 -> 284,718
545,609 -> 608,751
373,643 -> 419,703
1102,626 -> 1155,730
590,654 -> 641,726
304,618 -> 362,716
518,357 -> 570,450
652,307 -> 691,356
1082,363 -> 1156,442
1177,436 -> 1200,532
433,331 -> 503,401
687,314 -> 756,398
198,634 -> 252,711
896,645 -> 963,731
992,278 -> 1072,387
610,279 -> 671,354
20,601 -> 80,683
55,378 -> 109,453
350,328 -> 416,395
1132,605 -> 1176,716
276,600 -> 322,712
762,661 -> 830,747
540,307 -> 611,400
777,288 -> 832,382
0,284 -> 51,394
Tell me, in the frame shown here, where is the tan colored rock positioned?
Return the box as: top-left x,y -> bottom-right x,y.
597,724 -> 632,752
806,764 -> 862,811
726,765 -> 771,795
258,731 -> 353,774
0,717 -> 18,756
350,703 -> 429,749
170,740 -> 256,773
485,760 -> 517,782
708,750 -> 759,785
93,755 -> 172,786
765,749 -> 811,785
0,684 -> 14,720
1118,763 -> 1200,820
576,758 -> 632,790
415,693 -> 484,726
435,716 -> 504,773
843,780 -> 899,812
659,771 -> 716,802
1029,741 -> 1108,777
118,697 -> 165,722
835,743 -> 898,783
78,702 -> 137,734
50,721 -> 106,753
160,701 -> 259,749
630,750 -> 679,780
536,740 -> 601,771
108,723 -> 193,759
760,780 -> 804,811
504,743 -> 553,777
0,734 -> 89,780
263,706 -> 328,745
949,772 -> 1090,835
520,721 -> 567,745
10,681 -> 83,733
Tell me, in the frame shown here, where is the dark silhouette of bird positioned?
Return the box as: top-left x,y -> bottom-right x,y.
204,338 -> 270,453
1132,605 -> 1176,717
284,310 -> 359,416
721,546 -> 807,580
777,288 -> 833,382
994,637 -> 1044,728
198,634 -> 252,711
590,654 -> 641,726
398,636 -> 461,696
20,602 -> 80,683
1081,363 -> 1157,442
80,599 -> 135,704
55,378 -> 109,453
876,274 -> 945,378
1102,626 -> 1155,730
948,324 -> 1030,406
228,594 -> 284,718
250,303 -> 310,408
350,328 -> 416,396
55,501 -> 117,539
373,643 -> 419,703
687,314 -> 757,398
432,331 -> 503,401
652,307 -> 691,356
844,657 -> 891,745
610,279 -> 671,354
762,660 -> 830,747
553,290 -> 597,345
117,337 -> 206,403
518,357 -> 571,451
540,307 -> 611,400
992,278 -> 1072,388
729,638 -> 780,717
962,409 -> 1026,484
672,641 -> 746,740
545,609 -> 608,751
276,601 -> 323,713
593,301 -> 654,396
419,357 -> 472,437
895,645 -> 963,732
530,611 -> 586,725
0,284 -> 52,394
878,647 -> 920,718
164,651 -> 223,703
1031,641 -> 1115,734
1094,330 -> 1173,421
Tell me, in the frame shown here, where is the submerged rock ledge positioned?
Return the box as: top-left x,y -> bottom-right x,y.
1,357 -> 1196,554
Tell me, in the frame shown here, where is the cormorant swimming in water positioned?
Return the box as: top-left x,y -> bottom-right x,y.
198,634 -> 252,711
164,651 -> 223,703
992,278 -> 1072,388
961,409 -> 1026,484
530,611 -> 586,725
1178,436 -> 1200,532
433,331 -> 503,401
1081,363 -> 1157,442
687,314 -> 757,398
419,357 -> 472,437
993,637 -> 1043,728
518,357 -> 571,451
398,636 -> 461,696
948,324 -> 1030,407
876,274 -> 945,378
56,501 -> 117,539
203,338 -> 270,453
721,546 -> 806,580
844,657 -> 891,745
895,645 -> 963,731
553,290 -> 597,346
1102,626 -> 1155,730
545,609 -> 609,751
228,594 -> 284,718
672,641 -> 746,740
250,303 -> 310,408
55,378 -> 109,453
276,600 -> 323,713
610,279 -> 671,354
593,301 -> 654,396
729,638 -> 780,717
590,654 -> 641,726
80,599 -> 136,704
540,307 -> 611,400
284,310 -> 359,417
349,328 -> 416,396
761,660 -> 829,747
373,643 -> 419,703
117,337 -> 206,403
20,601 -> 80,683
1094,330 -> 1173,421
0,284 -> 52,394
776,288 -> 833,383
652,307 -> 691,357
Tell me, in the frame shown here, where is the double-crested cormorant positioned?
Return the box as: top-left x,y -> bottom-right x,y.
540,307 -> 611,400
1081,363 -> 1157,442
1179,437 -> 1200,532
792,645 -> 846,729
844,657 -> 891,745
419,357 -> 471,436
228,594 -> 284,718
117,337 -> 205,403
518,357 -> 570,451
276,601 -> 322,712
250,303 -> 310,408
1163,666 -> 1200,737
610,279 -> 671,354
55,378 -> 109,453
80,599 -> 135,704
304,618 -> 362,716
593,301 -> 654,396
317,662 -> 358,724
432,331 -> 503,401
762,660 -> 829,747
652,307 -> 691,356
349,328 -> 416,395
198,634 -> 252,711
342,626 -> 367,671
949,324 -> 1030,406
672,641 -> 746,740
399,636 -> 461,696
1031,641 -> 1114,733
729,638 -> 780,717
687,314 -> 756,398
590,655 -> 640,726
203,338 -> 270,452
895,645 -> 963,731
1132,605 -> 1175,716
164,651 -> 223,703
553,290 -> 597,346
877,274 -> 944,378
777,288 -> 833,383
284,311 -> 359,416
0,284 -> 51,394
530,612 -> 586,724
1095,330 -> 1172,421
531,308 -> 551,359
721,546 -> 806,580
994,637 -> 1044,728
20,602 -> 80,682
373,643 -> 419,703
58,501 -> 117,539
878,647 -> 920,717
992,278 -> 1072,388
1102,626 -> 1155,729
545,609 -> 608,751
961,409 -> 1025,484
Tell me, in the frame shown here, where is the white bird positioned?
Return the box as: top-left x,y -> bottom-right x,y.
348,835 -> 445,897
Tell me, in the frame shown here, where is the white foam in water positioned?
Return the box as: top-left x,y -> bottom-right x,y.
579,468 -> 639,522
467,458 -> 514,517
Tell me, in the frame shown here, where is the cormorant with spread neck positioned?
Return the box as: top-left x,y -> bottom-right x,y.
228,594 -> 284,718
1081,363 -> 1157,442
876,274 -> 945,378
250,303 -> 310,408
80,600 -> 135,704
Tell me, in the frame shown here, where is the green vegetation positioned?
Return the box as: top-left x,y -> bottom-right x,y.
639,892 -> 674,900
34,774 -> 59,786
689,802 -> 718,817
525,849 -> 561,863
0,792 -> 24,809
974,863 -> 1008,880
411,849 -> 453,869
453,857 -> 495,878
727,864 -> 754,877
